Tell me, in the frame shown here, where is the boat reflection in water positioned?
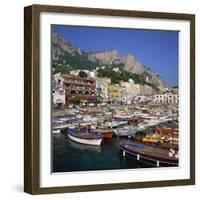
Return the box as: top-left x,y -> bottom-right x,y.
68,139 -> 101,153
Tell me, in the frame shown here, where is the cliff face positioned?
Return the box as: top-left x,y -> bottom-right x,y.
88,50 -> 122,65
52,32 -> 166,89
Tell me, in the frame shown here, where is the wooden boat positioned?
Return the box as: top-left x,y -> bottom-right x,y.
142,137 -> 160,144
105,121 -> 119,128
115,126 -> 144,138
90,128 -> 113,139
156,127 -> 179,134
112,120 -> 129,126
68,129 -> 102,146
119,141 -> 178,167
52,129 -> 61,134
52,120 -> 69,134
113,114 -> 132,121
68,139 -> 101,153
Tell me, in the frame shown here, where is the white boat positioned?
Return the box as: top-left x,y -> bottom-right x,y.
68,139 -> 101,153
105,121 -> 119,128
53,124 -> 69,130
115,126 -> 144,137
112,118 -> 129,124
138,118 -> 168,128
68,130 -> 102,146
52,129 -> 61,134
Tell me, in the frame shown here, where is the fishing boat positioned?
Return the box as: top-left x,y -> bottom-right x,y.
52,129 -> 61,134
90,128 -> 113,139
52,120 -> 69,134
112,119 -> 129,125
105,121 -> 119,128
113,114 -> 132,121
119,140 -> 178,167
115,126 -> 144,138
68,129 -> 102,146
138,119 -> 162,128
68,139 -> 101,153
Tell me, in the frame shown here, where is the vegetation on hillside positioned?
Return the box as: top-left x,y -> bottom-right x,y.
97,68 -> 158,89
52,45 -> 158,90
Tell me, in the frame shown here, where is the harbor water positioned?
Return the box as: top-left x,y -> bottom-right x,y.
53,133 -> 152,173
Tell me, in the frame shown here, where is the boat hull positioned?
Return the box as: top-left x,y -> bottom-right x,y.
119,141 -> 178,167
68,133 -> 102,146
102,132 -> 113,139
91,129 -> 113,139
52,129 -> 61,134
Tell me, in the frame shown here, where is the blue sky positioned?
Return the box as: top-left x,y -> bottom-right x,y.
52,25 -> 178,87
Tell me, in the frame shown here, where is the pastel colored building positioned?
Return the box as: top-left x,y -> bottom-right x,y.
96,77 -> 111,102
153,92 -> 179,104
62,74 -> 96,106
108,84 -> 122,102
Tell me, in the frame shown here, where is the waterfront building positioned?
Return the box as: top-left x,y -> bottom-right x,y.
120,82 -> 134,104
53,72 -> 64,87
108,84 -> 122,102
52,73 -> 66,107
138,85 -> 154,96
128,79 -> 140,95
52,85 -> 65,108
96,77 -> 111,102
170,86 -> 179,94
62,74 -> 96,106
153,92 -> 179,104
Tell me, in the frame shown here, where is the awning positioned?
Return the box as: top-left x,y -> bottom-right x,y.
81,99 -> 88,103
88,99 -> 97,103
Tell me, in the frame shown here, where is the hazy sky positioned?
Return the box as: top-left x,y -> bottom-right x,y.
52,25 -> 178,87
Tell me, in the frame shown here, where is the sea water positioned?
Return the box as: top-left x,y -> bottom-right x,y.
52,134 -> 152,173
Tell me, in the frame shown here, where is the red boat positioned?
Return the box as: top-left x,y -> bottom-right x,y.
91,128 -> 113,139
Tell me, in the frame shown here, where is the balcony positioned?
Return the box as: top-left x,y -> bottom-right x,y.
64,79 -> 93,86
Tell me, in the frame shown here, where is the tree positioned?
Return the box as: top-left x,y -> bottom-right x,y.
71,96 -> 81,104
78,71 -> 88,78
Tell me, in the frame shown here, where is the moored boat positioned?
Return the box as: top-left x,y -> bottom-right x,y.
115,126 -> 144,138
68,129 -> 102,146
52,129 -> 61,134
119,140 -> 178,167
52,120 -> 69,134
90,128 -> 113,139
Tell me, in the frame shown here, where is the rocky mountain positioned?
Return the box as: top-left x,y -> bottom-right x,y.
88,50 -> 122,65
52,32 -> 166,89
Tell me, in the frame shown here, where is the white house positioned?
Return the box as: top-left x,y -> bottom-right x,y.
52,85 -> 65,107
153,92 -> 179,104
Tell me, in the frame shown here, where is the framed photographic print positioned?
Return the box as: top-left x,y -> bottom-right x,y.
24,4 -> 195,194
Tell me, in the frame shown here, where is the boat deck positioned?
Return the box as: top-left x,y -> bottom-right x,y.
69,131 -> 102,140
92,128 -> 113,133
119,141 -> 178,163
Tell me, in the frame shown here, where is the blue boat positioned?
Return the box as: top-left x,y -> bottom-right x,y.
119,140 -> 178,167
115,126 -> 144,137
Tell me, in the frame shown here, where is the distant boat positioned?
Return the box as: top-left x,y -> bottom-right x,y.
112,119 -> 129,124
105,121 -> 119,128
115,126 -> 144,137
68,129 -> 102,146
113,114 -> 132,121
119,140 -> 178,167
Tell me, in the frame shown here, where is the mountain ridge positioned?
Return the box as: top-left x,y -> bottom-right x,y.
52,32 -> 166,89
